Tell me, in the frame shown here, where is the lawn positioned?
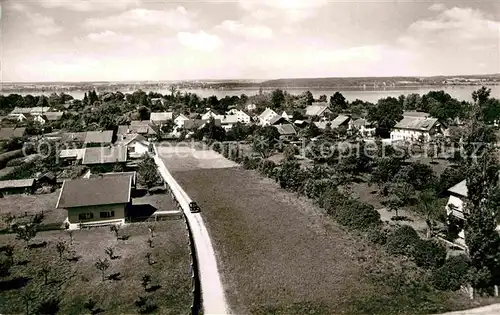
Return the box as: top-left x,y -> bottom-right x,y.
0,190 -> 64,230
170,165 -> 478,314
0,220 -> 192,314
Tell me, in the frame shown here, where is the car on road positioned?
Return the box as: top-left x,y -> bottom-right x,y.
189,201 -> 201,213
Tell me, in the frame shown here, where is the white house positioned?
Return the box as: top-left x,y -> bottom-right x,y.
281,111 -> 292,120
445,180 -> 500,248
174,114 -> 190,129
246,103 -> 257,112
305,103 -> 332,118
258,107 -> 279,126
202,109 -> 220,121
227,109 -> 251,124
220,115 -> 239,131
330,114 -> 352,130
390,113 -> 446,142
121,134 -> 150,159
352,118 -> 376,138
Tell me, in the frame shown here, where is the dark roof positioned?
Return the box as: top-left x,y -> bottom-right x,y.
276,124 -> 297,135
56,176 -> 132,208
269,116 -> 288,125
0,127 -> 26,140
89,171 -> 136,186
84,130 -> 114,144
128,121 -> 157,135
448,180 -> 467,197
0,178 -> 35,190
62,132 -> 87,143
117,125 -> 129,135
393,117 -> 439,131
184,119 -> 205,130
82,146 -> 128,165
41,112 -> 64,121
330,115 -> 351,128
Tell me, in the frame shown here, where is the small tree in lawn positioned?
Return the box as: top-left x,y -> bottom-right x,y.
148,224 -> 155,238
0,255 -> 12,277
110,225 -> 120,240
141,274 -> 151,291
145,252 -> 154,265
15,223 -> 38,249
83,298 -> 97,314
105,247 -> 115,260
147,238 -> 153,248
415,189 -> 440,239
95,258 -> 110,281
67,230 -> 74,245
39,265 -> 50,285
21,289 -> 32,315
4,244 -> 14,264
56,240 -> 66,260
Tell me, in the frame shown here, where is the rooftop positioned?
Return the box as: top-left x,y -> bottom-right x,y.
56,175 -> 132,208
305,105 -> 330,117
393,116 -> 439,131
448,180 -> 467,197
84,130 -> 114,144
276,124 -> 296,135
0,178 -> 35,190
150,112 -> 173,122
82,146 -> 128,165
89,171 -> 137,186
59,148 -> 85,160
0,127 -> 27,140
330,115 -> 351,129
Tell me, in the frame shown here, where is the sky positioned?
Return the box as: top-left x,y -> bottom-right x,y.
1,0 -> 500,82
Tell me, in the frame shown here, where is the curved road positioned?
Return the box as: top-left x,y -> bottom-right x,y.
154,153 -> 230,315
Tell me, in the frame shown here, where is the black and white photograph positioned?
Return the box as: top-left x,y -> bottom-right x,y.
1,0 -> 500,314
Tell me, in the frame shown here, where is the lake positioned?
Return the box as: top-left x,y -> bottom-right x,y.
3,85 -> 500,103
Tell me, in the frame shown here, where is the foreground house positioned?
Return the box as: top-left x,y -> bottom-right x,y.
120,121 -> 158,138
56,175 -> 133,228
390,112 -> 446,142
59,148 -> 86,165
227,109 -> 251,124
220,115 -> 239,131
174,114 -> 190,129
0,127 -> 27,141
0,178 -> 35,196
117,134 -> 150,159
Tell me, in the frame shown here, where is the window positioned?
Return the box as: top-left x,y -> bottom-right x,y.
100,211 -> 115,218
78,213 -> 93,220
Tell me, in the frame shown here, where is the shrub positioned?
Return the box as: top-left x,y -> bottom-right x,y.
385,225 -> 420,256
333,199 -> 381,230
242,156 -> 260,170
5,157 -> 25,167
366,227 -> 388,245
212,142 -> 221,153
411,239 -> 446,269
432,254 -> 470,291
275,159 -> 306,192
258,160 -> 276,177
0,254 -> 12,277
304,179 -> 338,200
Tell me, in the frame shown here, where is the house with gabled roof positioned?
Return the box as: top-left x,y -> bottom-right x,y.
201,109 -> 220,121
0,178 -> 35,195
219,115 -> 239,131
258,107 -> 279,126
174,114 -> 190,129
305,103 -> 332,118
330,114 -> 352,129
390,112 -> 446,142
116,134 -> 150,159
56,175 -> 133,229
275,124 -> 297,141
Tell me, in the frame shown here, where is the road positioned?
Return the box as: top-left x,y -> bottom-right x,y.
438,304 -> 500,315
154,153 -> 230,315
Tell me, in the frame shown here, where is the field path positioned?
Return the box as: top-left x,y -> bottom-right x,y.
154,150 -> 230,315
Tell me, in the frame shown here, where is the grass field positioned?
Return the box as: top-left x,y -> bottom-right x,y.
0,219 -> 192,314
158,142 -> 483,314
0,190 -> 64,230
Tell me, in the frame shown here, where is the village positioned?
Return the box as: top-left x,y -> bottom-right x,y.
0,85 -> 500,314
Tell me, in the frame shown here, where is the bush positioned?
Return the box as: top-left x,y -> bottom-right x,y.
432,254 -> 470,291
258,160 -> 276,177
5,157 -> 25,167
366,227 -> 388,245
385,225 -> 420,256
242,156 -> 260,170
304,179 -> 337,200
411,239 -> 446,269
333,199 -> 381,230
0,254 -> 12,277
212,142 -> 222,153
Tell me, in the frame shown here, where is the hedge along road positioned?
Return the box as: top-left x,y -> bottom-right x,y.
153,146 -> 230,315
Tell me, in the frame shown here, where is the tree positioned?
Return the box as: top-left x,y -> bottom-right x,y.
145,252 -> 154,265
415,189 -> 440,238
105,247 -> 115,260
303,91 -> 314,106
3,244 -> 14,265
56,240 -> 66,260
109,224 -> 121,240
15,224 -> 37,248
39,265 -> 50,285
147,238 -> 153,248
367,97 -> 404,130
148,224 -> 155,238
252,126 -> 280,158
271,89 -> 285,109
226,122 -> 249,141
138,156 -> 162,189
84,298 -> 97,314
0,254 -> 11,277
330,92 -> 347,110
318,94 -> 327,102
142,274 -> 151,291
67,230 -> 74,245
95,258 -> 110,281
138,106 -> 151,121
